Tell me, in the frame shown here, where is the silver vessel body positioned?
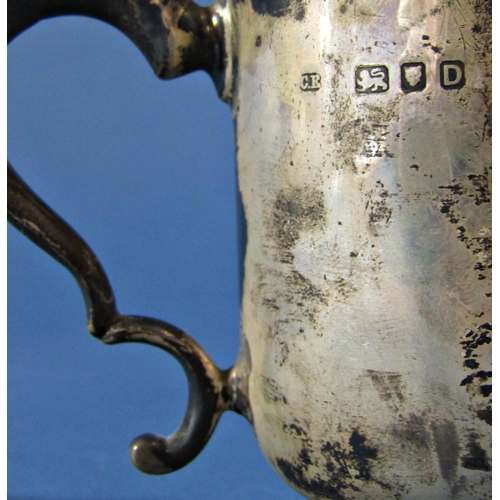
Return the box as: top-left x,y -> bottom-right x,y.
227,0 -> 492,497
7,0 -> 491,497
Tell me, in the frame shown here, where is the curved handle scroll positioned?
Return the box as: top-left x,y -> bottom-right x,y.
8,166 -> 229,473
8,0 -> 235,474
8,0 -> 228,90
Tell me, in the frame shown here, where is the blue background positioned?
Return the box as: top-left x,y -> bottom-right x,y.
7,11 -> 303,500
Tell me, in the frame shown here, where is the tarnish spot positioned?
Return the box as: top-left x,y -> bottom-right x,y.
480,384 -> 492,397
391,413 -> 430,450
460,370 -> 492,399
286,270 -> 327,304
276,429 -> 390,498
261,376 -> 288,405
460,322 -> 492,397
274,188 -> 325,248
322,431 -> 390,488
450,475 -> 467,496
276,340 -> 289,367
467,172 -> 491,206
345,431 -> 377,480
365,181 -> 394,235
282,422 -> 307,436
389,413 -> 437,485
251,0 -> 306,20
463,359 -> 479,369
276,454 -> 348,500
430,421 -> 460,484
269,187 -> 326,264
461,323 -> 492,360
470,2 -> 492,140
461,434 -> 491,471
366,370 -> 405,404
476,406 -> 492,425
438,168 -> 491,229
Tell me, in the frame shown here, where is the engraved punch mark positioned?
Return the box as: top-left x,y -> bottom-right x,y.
401,62 -> 426,93
354,61 -> 466,95
301,73 -> 321,91
355,65 -> 389,94
440,61 -> 466,90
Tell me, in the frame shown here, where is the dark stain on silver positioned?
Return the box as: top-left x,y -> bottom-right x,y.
476,406 -> 492,426
440,170 -> 492,288
294,1 -> 306,21
283,422 -> 307,437
460,323 -> 492,364
450,475 -> 467,497
461,434 -> 491,471
236,187 -> 247,299
276,429 -> 390,499
460,370 -> 492,388
368,196 -> 392,225
335,431 -> 378,481
339,2 -> 348,15
471,0 -> 492,141
276,340 -> 289,367
276,454 -> 348,500
322,431 -> 390,490
467,171 -> 491,206
391,413 -> 430,450
463,359 -> 479,369
175,4 -> 227,95
251,0 -> 305,20
262,376 -> 288,405
430,421 -> 460,484
367,370 -> 405,404
389,413 -> 437,481
455,227 -> 492,279
263,297 -> 280,310
480,384 -> 492,397
438,182 -> 464,224
430,5 -> 443,16
271,187 -> 326,264
286,270 -> 327,304
423,43 -> 441,54
365,181 -> 394,234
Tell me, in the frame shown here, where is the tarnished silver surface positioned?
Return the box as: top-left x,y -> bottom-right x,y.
227,0 -> 491,497
8,0 -> 491,497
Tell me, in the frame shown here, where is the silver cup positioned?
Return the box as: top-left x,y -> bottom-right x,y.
8,0 -> 491,498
